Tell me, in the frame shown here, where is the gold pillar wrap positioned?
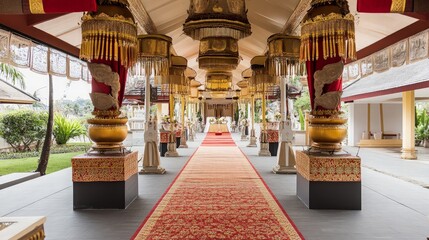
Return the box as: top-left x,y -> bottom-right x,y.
29,0 -> 45,13
391,0 -> 407,12
401,91 -> 417,159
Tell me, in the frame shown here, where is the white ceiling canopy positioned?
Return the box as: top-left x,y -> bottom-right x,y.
34,0 -> 418,86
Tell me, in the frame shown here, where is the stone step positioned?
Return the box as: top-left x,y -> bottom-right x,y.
0,172 -> 41,190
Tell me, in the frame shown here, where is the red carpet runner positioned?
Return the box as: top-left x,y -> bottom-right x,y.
132,133 -> 303,239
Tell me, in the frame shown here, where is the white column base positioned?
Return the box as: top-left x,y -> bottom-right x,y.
140,166 -> 166,174
165,142 -> 179,157
140,140 -> 165,174
273,141 -> 296,174
247,129 -> 257,147
258,143 -> 271,156
180,130 -> 188,148
401,148 -> 417,160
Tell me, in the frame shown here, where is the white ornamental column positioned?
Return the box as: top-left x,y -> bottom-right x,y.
141,77 -> 165,174
273,77 -> 296,174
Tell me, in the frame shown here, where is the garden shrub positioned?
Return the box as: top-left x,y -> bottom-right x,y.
0,110 -> 47,152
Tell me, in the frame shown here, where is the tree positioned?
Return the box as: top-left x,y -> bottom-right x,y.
0,63 -> 25,89
36,74 -> 53,175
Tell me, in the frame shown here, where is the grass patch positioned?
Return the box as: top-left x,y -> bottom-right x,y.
0,143 -> 91,159
0,151 -> 84,176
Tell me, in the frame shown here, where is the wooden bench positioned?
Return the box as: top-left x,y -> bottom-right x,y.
0,172 -> 40,190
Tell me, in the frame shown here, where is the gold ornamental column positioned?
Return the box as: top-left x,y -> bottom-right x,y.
164,56 -> 188,157
266,34 -> 303,174
135,34 -> 172,174
249,56 -> 274,156
401,90 -> 417,159
72,0 -> 139,209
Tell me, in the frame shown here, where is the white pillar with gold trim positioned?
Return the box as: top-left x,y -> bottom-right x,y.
247,94 -> 257,147
141,77 -> 165,174
273,77 -> 296,173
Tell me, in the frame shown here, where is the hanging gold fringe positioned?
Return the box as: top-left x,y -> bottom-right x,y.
80,13 -> 138,67
268,58 -> 304,77
300,13 -> 356,62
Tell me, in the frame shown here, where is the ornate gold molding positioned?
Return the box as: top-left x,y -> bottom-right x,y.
29,0 -> 45,14
391,0 -> 407,13
281,0 -> 311,35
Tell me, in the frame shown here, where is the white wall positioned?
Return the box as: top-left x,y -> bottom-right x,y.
347,103 -> 402,146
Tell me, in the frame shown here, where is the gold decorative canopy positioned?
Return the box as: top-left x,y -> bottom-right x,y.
205,71 -> 233,92
198,36 -> 239,71
133,34 -> 172,78
249,56 -> 276,94
267,34 -> 303,77
183,0 -> 251,40
80,0 -> 138,68
300,0 -> 356,61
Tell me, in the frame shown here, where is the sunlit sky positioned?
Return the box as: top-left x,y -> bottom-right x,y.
19,68 -> 91,104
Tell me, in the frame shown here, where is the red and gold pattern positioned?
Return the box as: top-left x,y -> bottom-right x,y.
72,151 -> 138,182
266,130 -> 279,143
132,134 -> 303,239
159,132 -> 170,143
175,130 -> 182,138
296,151 -> 361,182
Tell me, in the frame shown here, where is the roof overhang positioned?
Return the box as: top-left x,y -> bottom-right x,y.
0,79 -> 39,104
342,59 -> 429,103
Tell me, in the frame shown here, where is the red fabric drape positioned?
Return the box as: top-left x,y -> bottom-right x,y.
357,0 -> 393,12
41,0 -> 97,13
91,46 -> 128,111
306,38 -> 342,111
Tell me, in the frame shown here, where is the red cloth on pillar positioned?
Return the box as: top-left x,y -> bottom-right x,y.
306,38 -> 342,111
91,49 -> 128,110
42,0 -> 97,13
357,0 -> 394,12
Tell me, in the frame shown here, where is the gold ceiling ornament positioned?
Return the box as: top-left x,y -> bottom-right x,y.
267,34 -> 305,77
198,36 -> 239,71
80,0 -> 138,68
183,0 -> 251,40
157,56 -> 190,96
205,71 -> 233,92
300,0 -> 356,61
249,56 -> 276,94
132,34 -> 172,78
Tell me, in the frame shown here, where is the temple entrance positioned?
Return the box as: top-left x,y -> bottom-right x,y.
205,103 -> 233,118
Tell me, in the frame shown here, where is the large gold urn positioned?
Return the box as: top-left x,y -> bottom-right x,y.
87,111 -> 129,153
308,111 -> 347,152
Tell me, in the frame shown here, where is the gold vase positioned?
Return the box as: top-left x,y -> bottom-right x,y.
308,115 -> 347,152
87,117 -> 128,152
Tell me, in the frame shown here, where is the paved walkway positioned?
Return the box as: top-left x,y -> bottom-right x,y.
344,146 -> 429,187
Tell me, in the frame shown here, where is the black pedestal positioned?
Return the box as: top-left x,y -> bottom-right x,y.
73,173 -> 138,209
176,137 -> 181,148
245,126 -> 248,135
269,142 -> 279,156
296,173 -> 361,210
159,143 -> 168,157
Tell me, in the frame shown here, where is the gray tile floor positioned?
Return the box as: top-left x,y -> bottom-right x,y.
1,132 -> 429,240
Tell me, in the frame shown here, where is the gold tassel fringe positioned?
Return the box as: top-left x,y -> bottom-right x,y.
80,13 -> 138,67
300,13 -> 356,61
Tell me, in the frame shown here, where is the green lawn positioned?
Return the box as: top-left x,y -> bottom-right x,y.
0,152 -> 84,176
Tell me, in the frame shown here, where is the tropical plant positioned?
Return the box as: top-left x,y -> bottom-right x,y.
0,62 -> 25,89
0,110 -> 47,152
53,114 -> 87,145
415,109 -> 429,144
